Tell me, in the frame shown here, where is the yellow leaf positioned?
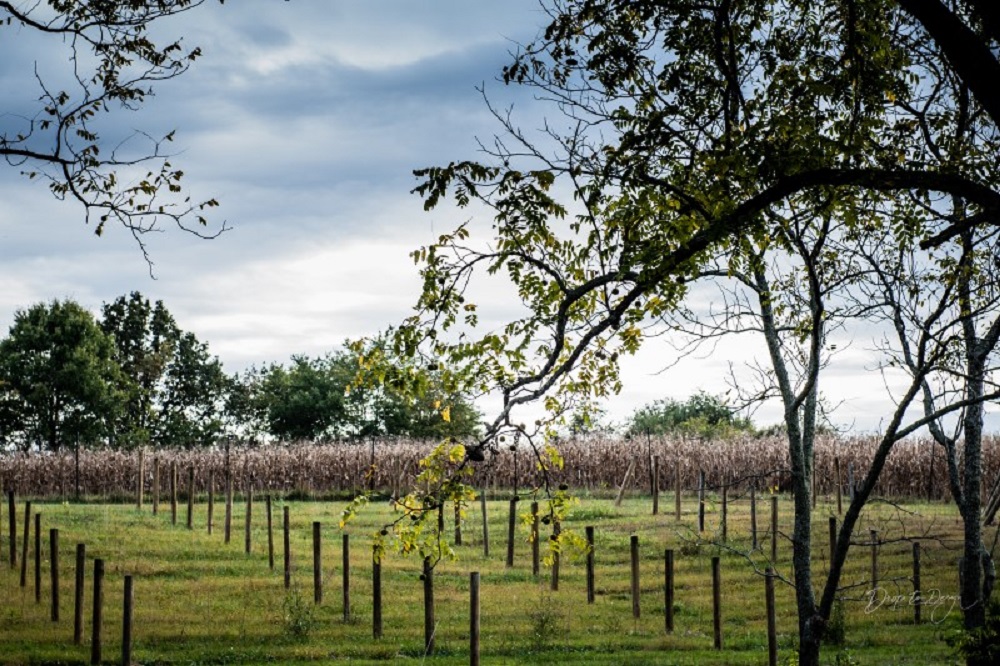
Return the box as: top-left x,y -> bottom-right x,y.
441,406 -> 451,422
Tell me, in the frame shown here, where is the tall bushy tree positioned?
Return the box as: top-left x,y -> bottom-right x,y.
101,292 -> 179,446
0,300 -> 125,451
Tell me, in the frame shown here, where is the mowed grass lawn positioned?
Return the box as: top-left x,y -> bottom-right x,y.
0,490 -> 978,665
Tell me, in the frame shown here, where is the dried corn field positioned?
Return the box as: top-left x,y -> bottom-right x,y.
2,434 -> 998,502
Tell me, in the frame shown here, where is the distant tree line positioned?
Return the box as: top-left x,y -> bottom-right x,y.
0,293 -> 480,452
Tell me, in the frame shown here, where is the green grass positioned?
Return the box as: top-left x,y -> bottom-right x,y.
0,490 -> 979,665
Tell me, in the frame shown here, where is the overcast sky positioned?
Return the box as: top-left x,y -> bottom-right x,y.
0,1 -> 986,433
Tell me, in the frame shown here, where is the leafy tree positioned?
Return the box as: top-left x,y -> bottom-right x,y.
0,1 -> 230,249
101,292 -> 179,446
156,331 -> 228,448
627,392 -> 753,439
258,355 -> 352,441
385,2 -> 1000,665
100,292 -> 228,448
0,299 -> 125,451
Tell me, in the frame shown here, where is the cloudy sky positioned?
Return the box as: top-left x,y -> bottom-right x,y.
0,0 -> 970,433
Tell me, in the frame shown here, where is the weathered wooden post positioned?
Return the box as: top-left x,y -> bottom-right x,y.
750,486 -> 758,550
283,506 -> 291,589
630,535 -> 640,619
766,567 -> 777,666
423,556 -> 435,655
721,484 -> 728,542
244,484 -> 253,554
373,546 -> 383,639
20,501 -> 30,587
585,525 -> 595,604
454,500 -> 463,546
674,464 -> 682,521
664,549 -> 675,633
470,571 -> 481,666
122,574 -> 134,666
913,542 -> 921,624
91,558 -> 104,666
207,470 -> 215,535
74,543 -> 85,645
771,496 -> 779,563
505,497 -> 517,568
136,449 -> 145,510
152,457 -> 160,516
342,533 -> 351,621
834,456 -> 843,515
49,528 -> 59,621
34,512 -> 41,603
479,491 -> 489,557
697,470 -> 706,532
312,522 -> 322,604
170,462 -> 178,525
712,556 -> 722,650
652,455 -> 660,515
8,490 -> 15,567
266,495 -> 275,570
550,520 -> 561,591
186,466 -> 195,529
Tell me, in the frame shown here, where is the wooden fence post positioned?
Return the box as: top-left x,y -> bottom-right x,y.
712,556 -> 722,650
771,496 -> 779,563
721,485 -> 728,542
266,495 -> 274,570
834,456 -> 843,515
423,556 -> 435,655
664,549 -> 674,633
245,485 -> 253,554
750,486 -> 758,550
630,535 -> 640,619
49,528 -> 59,621
550,521 -> 561,591
91,558 -> 104,666
170,462 -> 177,526
187,466 -> 195,530
342,533 -> 351,621
207,470 -> 215,535
652,455 -> 660,515
373,546 -> 382,639
74,543 -> 85,645
8,490 -> 15,567
312,522 -> 322,604
505,498 -> 517,568
480,491 -> 489,557
531,501 -> 540,577
674,464 -> 682,521
122,575 -> 134,666
283,506 -> 291,589
614,456 -> 636,507
224,471 -> 233,545
20,501 -> 30,587
470,571 -> 481,666
454,500 -> 462,546
34,512 -> 41,603
766,567 -> 777,666
822,516 -> 833,571
585,525 -> 595,604
913,542 -> 921,624
136,450 -> 145,510
697,470 -> 706,533
152,458 -> 160,516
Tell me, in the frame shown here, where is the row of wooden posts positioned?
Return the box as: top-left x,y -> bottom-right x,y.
2,492 -> 134,665
1,456 -> 928,666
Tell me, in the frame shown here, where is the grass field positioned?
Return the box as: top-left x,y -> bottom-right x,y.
0,489 -> 981,665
